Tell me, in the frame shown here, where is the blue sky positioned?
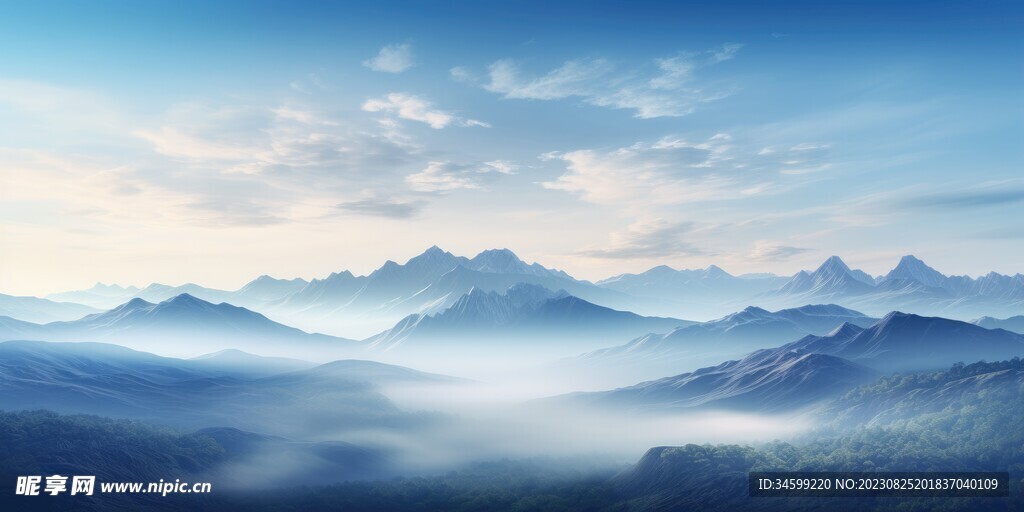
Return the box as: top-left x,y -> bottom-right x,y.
0,0 -> 1021,294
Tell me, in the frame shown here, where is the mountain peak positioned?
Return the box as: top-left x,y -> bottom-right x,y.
114,297 -> 154,312
827,321 -> 864,338
884,255 -> 947,288
472,248 -> 522,263
880,310 -> 912,321
817,255 -> 851,273
778,256 -> 875,296
161,293 -> 219,309
703,264 -> 731,278
326,270 -> 355,280
468,248 -> 559,278
420,245 -> 448,258
899,254 -> 923,264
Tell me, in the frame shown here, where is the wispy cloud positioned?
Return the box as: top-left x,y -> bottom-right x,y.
542,133 -> 831,210
124,101 -> 427,224
335,196 -> 425,219
748,241 -> 811,261
577,220 -> 709,259
362,93 -> 488,129
902,189 -> 1024,210
363,43 -> 414,73
405,161 -> 514,192
456,44 -> 742,118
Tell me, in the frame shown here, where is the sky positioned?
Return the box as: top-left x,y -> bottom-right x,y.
1,0 -> 1022,296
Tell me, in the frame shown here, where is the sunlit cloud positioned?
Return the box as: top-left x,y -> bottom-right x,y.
406,161 -> 513,192
577,220 -> 710,259
748,241 -> 811,261
362,93 -> 489,129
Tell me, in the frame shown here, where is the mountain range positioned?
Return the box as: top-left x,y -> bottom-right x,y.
596,265 -> 788,319
0,293 -> 357,359
571,304 -> 876,385
46,276 -> 311,311
266,247 -> 630,338
781,311 -> 1024,373
554,310 -> 1024,415
365,283 -> 691,355
597,254 -> 1024,321
0,292 -> 98,324
12,248 -> 1024,340
972,315 -> 1024,334
552,348 -> 878,413
762,255 -> 1024,319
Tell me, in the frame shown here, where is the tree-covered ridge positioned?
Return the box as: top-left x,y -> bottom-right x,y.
824,357 -> 1024,428
0,410 -> 225,482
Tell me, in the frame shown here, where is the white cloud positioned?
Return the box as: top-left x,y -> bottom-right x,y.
543,134 -> 755,205
543,133 -> 831,207
125,101 -> 429,224
335,192 -> 426,219
405,161 -> 513,192
749,241 -> 810,261
462,44 -> 742,118
709,43 -> 743,63
483,160 -> 517,174
577,220 -> 709,259
485,58 -> 614,100
363,43 -> 414,73
362,93 -> 488,129
449,66 -> 476,83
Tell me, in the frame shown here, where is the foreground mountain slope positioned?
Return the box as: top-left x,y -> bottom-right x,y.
823,358 -> 1024,427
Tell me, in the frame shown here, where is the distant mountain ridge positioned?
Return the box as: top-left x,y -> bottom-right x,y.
47,276 -> 310,311
0,293 -> 99,324
972,315 -> 1024,334
768,255 -> 1024,318
777,256 -> 876,297
26,250 -> 1024,337
0,293 -> 356,359
596,265 -> 788,320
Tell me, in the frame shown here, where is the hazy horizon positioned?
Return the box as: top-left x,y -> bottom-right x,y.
3,245 -> 1022,298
